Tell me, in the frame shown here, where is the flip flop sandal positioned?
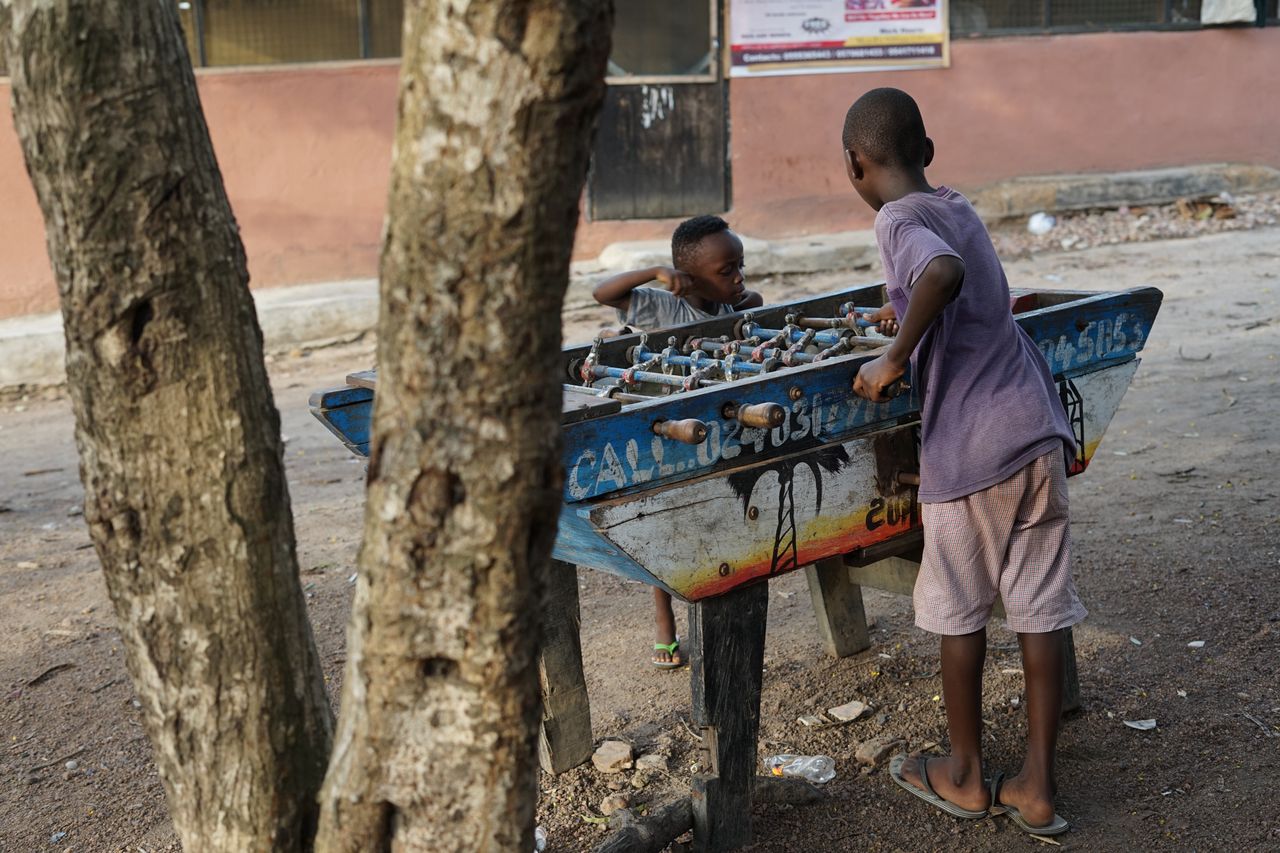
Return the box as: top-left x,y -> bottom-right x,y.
889,754 -> 988,820
651,639 -> 684,670
989,771 -> 1070,836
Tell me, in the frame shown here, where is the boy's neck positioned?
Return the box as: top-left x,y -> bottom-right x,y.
876,168 -> 936,206
685,293 -> 714,312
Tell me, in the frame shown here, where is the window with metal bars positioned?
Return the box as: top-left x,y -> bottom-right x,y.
175,0 -> 404,67
1,1 -> 1276,76
951,0 -> 1273,35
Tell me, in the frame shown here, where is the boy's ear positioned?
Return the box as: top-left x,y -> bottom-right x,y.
844,148 -> 864,182
922,136 -> 935,169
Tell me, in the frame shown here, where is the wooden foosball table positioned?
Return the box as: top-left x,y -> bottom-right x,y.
311,282 -> 1162,851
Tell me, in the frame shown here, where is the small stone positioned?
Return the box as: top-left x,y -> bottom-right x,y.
600,793 -> 630,816
855,735 -> 906,768
64,760 -> 79,771
827,700 -> 870,722
25,773 -> 40,785
635,753 -> 666,772
874,712 -> 889,726
606,779 -> 624,792
897,701 -> 907,712
592,740 -> 634,773
50,832 -> 67,844
631,770 -> 651,790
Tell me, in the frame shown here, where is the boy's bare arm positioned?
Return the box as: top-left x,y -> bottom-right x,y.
733,290 -> 764,310
853,255 -> 964,402
593,266 -> 693,311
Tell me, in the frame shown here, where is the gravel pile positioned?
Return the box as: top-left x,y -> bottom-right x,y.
989,191 -> 1280,258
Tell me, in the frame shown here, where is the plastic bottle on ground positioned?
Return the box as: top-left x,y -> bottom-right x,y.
762,754 -> 837,784
1027,211 -> 1057,235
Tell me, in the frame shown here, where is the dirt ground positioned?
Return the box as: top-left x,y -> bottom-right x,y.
2,226 -> 1278,852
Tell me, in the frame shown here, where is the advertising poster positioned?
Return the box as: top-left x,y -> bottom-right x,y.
729,0 -> 950,77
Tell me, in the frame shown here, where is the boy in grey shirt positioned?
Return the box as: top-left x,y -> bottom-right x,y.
592,215 -> 762,667
594,215 -> 762,335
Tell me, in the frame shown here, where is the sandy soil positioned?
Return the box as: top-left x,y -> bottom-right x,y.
1,226 -> 1278,852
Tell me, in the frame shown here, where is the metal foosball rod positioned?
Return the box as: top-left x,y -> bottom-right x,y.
791,309 -> 880,332
584,364 -> 725,389
628,347 -> 768,375
743,324 -> 897,348
838,304 -> 885,317
738,321 -> 858,348
691,339 -> 810,362
751,326 -> 895,349
598,387 -> 657,404
693,342 -> 850,370
695,336 -> 888,358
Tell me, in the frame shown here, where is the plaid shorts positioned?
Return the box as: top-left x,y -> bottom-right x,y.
914,445 -> 1087,635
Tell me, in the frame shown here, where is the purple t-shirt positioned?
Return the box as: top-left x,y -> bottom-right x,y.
875,187 -> 1075,503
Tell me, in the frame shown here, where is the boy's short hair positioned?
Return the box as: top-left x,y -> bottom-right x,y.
842,87 -> 927,168
671,214 -> 730,270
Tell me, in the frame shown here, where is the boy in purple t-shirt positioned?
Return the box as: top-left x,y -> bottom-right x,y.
846,88 -> 1081,836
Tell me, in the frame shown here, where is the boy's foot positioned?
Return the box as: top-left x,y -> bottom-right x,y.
652,589 -> 682,668
893,754 -> 990,815
990,771 -> 1069,835
651,639 -> 683,669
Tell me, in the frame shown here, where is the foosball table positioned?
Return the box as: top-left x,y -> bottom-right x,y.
311,281 -> 1162,851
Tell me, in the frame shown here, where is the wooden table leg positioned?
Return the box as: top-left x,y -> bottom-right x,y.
688,582 -> 769,852
537,560 -> 593,774
805,557 -> 871,658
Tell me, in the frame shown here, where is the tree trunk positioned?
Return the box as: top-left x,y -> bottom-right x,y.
315,2 -> 612,850
5,3 -> 333,849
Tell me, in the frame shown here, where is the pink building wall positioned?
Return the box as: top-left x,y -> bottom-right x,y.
0,61 -> 398,319
2,27 -> 1278,320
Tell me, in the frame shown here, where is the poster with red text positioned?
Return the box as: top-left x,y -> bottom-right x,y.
729,0 -> 949,77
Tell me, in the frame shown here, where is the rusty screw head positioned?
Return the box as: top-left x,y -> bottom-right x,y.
788,386 -> 803,401
747,506 -> 760,521
718,563 -> 732,577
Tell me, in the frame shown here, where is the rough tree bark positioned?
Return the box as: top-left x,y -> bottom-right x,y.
316,2 -> 612,850
4,2 -> 333,849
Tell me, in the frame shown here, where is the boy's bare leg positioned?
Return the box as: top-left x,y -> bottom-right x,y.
898,627 -> 990,812
996,629 -> 1064,826
653,588 -> 681,665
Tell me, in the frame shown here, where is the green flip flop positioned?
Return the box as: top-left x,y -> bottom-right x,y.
989,771 -> 1070,836
651,639 -> 684,670
889,754 -> 989,820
